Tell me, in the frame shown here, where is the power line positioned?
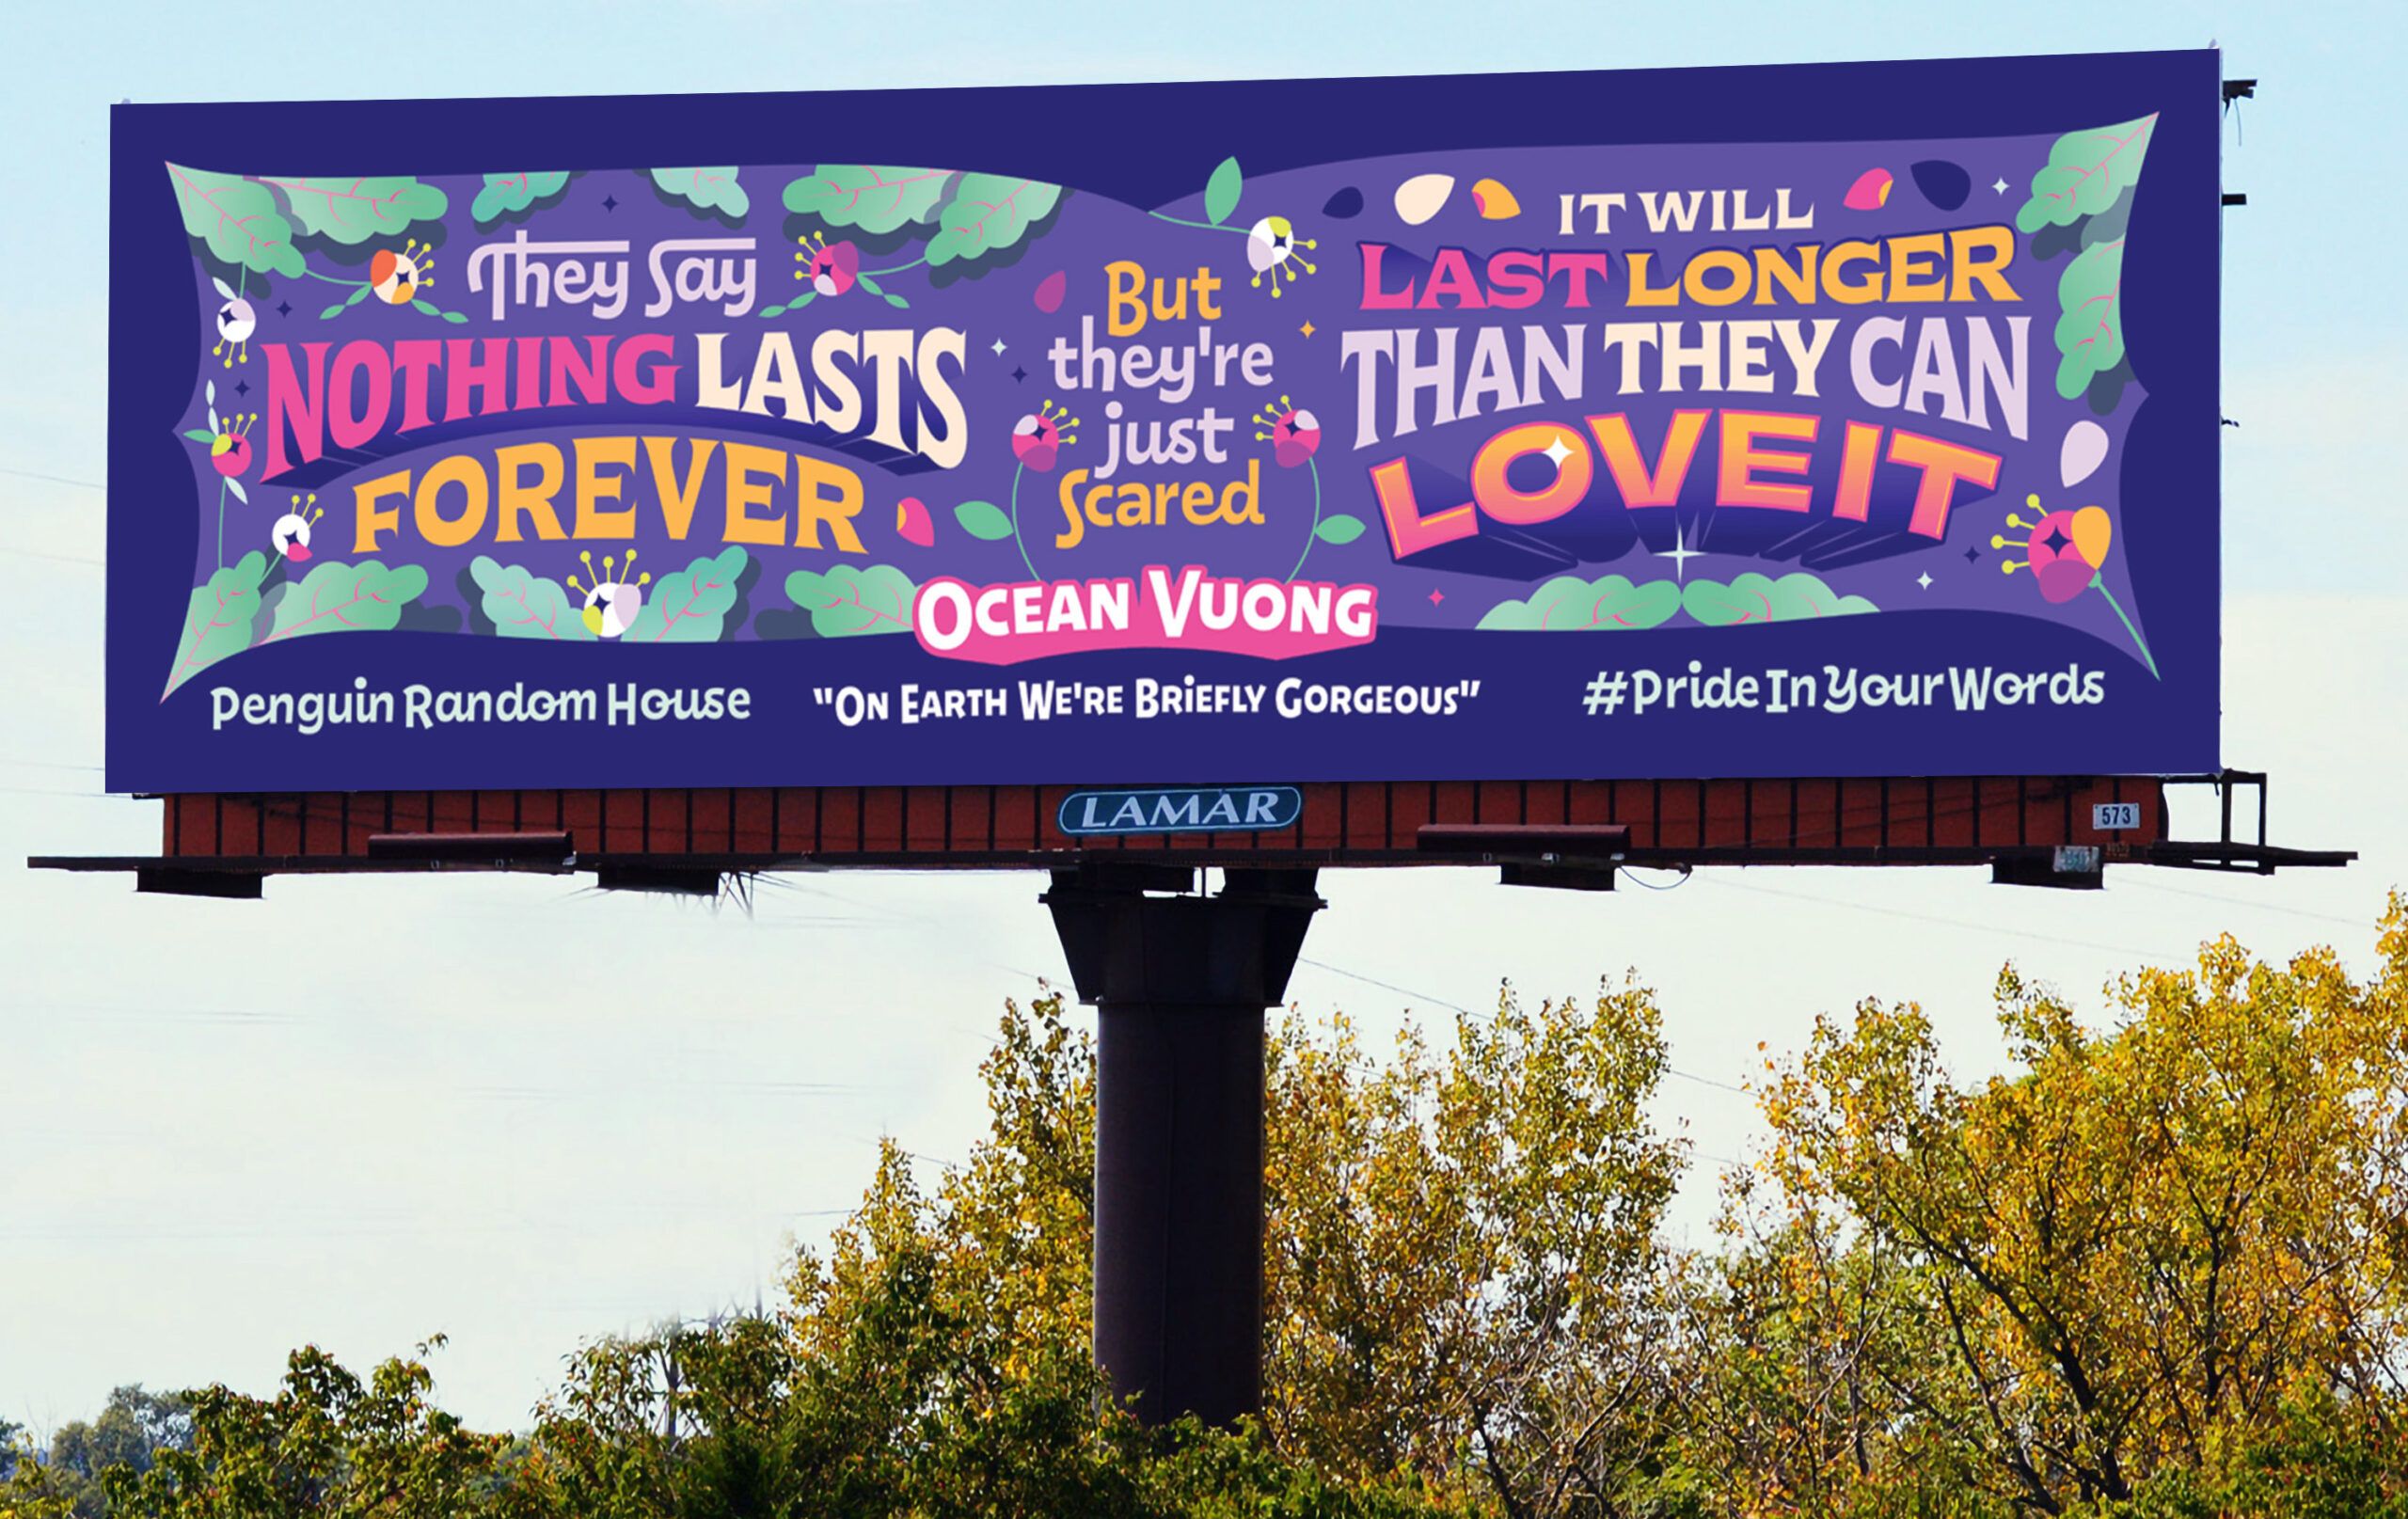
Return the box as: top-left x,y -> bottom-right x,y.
1698,874 -> 2188,963
1293,956 -> 1751,1096
0,466 -> 104,492
0,544 -> 103,567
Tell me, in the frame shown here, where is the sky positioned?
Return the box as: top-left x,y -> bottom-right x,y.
4,0 -> 2405,1437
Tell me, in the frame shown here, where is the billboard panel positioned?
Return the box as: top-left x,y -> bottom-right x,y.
107,52 -> 2220,791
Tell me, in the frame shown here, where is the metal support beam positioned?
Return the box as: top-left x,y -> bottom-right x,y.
1041,865 -> 1322,1428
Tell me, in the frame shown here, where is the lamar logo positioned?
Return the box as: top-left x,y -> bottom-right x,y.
1058,786 -> 1304,837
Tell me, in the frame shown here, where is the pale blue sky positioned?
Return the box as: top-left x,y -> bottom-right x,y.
3,0 -> 2403,1435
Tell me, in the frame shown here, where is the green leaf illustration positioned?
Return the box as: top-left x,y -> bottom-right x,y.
785,562 -> 918,638
2052,239 -> 2126,401
1313,514 -> 1366,546
259,176 -> 450,245
1477,575 -> 1683,631
259,560 -> 429,642
1204,156 -> 1243,227
782,166 -> 953,234
649,166 -> 749,221
626,546 -> 749,642
166,164 -> 304,279
1680,572 -> 1877,627
925,174 -> 1064,268
163,551 -> 269,695
2015,114 -> 2155,235
471,171 -> 571,226
954,500 -> 1015,541
469,555 -> 594,641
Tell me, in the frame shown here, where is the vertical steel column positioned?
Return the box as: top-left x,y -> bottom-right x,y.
1042,864 -> 1322,1427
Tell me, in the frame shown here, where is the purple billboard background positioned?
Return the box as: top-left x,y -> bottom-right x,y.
107,55 -> 2222,793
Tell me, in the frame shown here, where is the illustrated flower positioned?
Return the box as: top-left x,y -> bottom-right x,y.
207,411 -> 257,478
1011,399 -> 1080,472
369,239 -> 434,306
796,231 -> 859,297
1994,498 -> 2112,604
271,494 -> 322,562
1253,396 -> 1322,468
569,550 -> 649,639
1245,215 -> 1318,296
1995,492 -> 2156,677
211,277 -> 256,369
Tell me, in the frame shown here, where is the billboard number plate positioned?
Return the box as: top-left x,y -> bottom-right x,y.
2093,801 -> 2142,831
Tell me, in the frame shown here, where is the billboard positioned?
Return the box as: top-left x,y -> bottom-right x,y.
107,52 -> 2220,793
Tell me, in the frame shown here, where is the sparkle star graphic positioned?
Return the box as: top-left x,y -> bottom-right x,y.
601,194 -> 618,212
1541,435 -> 1573,467
1656,523 -> 1703,581
1965,546 -> 1982,563
2041,526 -> 2071,553
1010,366 -> 1027,383
1917,572 -> 1934,590
1992,177 -> 2009,195
1299,320 -> 1316,338
1427,588 -> 1445,606
275,300 -> 291,318
990,338 -> 1007,356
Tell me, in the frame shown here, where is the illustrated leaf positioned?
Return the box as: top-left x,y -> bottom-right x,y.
649,166 -> 749,221
1204,156 -> 1243,227
469,555 -> 594,641
211,276 -> 235,300
224,477 -> 247,504
1477,575 -> 1682,631
954,500 -> 1015,541
1313,514 -> 1367,546
318,302 -> 348,319
182,427 -> 216,443
470,170 -> 572,226
2015,114 -> 2155,235
627,546 -> 749,643
782,166 -> 953,234
925,174 -> 1064,268
260,559 -> 428,642
1681,572 -> 1877,626
411,298 -> 439,316
345,283 -> 374,306
784,562 -> 918,638
258,175 -> 450,245
2052,239 -> 2126,401
163,551 -> 269,695
166,163 -> 304,278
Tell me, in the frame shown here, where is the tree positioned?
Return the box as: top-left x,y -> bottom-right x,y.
1729,901 -> 2408,1514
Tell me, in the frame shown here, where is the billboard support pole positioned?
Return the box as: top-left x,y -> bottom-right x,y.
1043,863 -> 1323,1427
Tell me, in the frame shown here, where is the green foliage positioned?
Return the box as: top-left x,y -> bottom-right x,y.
1313,513 -> 1366,546
1204,156 -> 1244,227
951,499 -> 1015,541
781,166 -> 954,234
784,562 -> 916,638
2054,238 -> 2128,400
259,176 -> 449,244
2015,115 -> 2156,235
469,556 -> 594,641
1476,574 -> 1683,630
647,167 -> 748,221
163,551 -> 268,695
166,165 -> 304,279
925,174 -> 1064,268
1682,570 -> 1877,625
626,546 -> 749,642
470,172 -> 572,225
260,560 -> 429,642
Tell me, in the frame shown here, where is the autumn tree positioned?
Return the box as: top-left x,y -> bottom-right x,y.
1719,901 -> 2408,1515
